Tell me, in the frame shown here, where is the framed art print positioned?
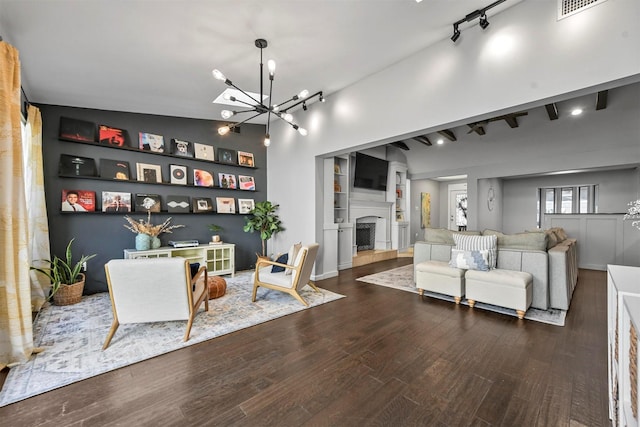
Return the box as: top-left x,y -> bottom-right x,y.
193,169 -> 214,187
237,151 -> 255,167
58,117 -> 96,142
101,191 -> 131,213
238,175 -> 255,191
166,195 -> 191,213
100,159 -> 130,180
170,164 -> 187,185
238,198 -> 255,214
58,154 -> 97,177
194,142 -> 214,161
61,189 -> 96,212
192,197 -> 214,213
218,173 -> 236,189
215,197 -> 236,214
135,193 -> 161,212
217,147 -> 237,165
136,162 -> 162,183
170,138 -> 194,158
99,125 -> 130,147
139,132 -> 165,153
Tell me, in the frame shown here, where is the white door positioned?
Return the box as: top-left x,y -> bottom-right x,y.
448,189 -> 468,231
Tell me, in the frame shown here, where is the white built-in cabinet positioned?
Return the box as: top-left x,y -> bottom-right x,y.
387,161 -> 409,252
322,156 -> 353,276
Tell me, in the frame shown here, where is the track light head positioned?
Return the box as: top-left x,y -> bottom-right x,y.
451,24 -> 461,42
479,14 -> 489,29
302,102 -> 307,111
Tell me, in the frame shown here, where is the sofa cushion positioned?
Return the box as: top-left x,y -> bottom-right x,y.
453,233 -> 497,269
449,249 -> 490,271
483,229 -> 547,252
424,228 -> 481,244
285,242 -> 301,275
416,260 -> 465,278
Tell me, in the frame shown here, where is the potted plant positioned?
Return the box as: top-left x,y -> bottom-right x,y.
208,224 -> 224,243
30,238 -> 97,305
243,200 -> 285,258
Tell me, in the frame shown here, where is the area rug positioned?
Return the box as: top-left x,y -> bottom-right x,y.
357,265 -> 566,326
0,272 -> 345,407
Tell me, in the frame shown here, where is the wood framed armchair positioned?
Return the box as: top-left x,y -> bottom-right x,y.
103,257 -> 209,350
251,243 -> 320,306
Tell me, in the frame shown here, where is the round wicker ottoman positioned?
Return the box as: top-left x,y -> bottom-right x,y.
207,275 -> 227,299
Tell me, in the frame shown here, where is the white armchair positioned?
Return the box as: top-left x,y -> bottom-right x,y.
103,257 -> 209,350
251,243 -> 320,306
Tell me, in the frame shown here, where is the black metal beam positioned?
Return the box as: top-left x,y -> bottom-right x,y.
545,103 -> 559,120
596,90 -> 608,110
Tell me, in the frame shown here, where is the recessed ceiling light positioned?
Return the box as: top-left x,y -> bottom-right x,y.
571,108 -> 583,116
437,139 -> 444,145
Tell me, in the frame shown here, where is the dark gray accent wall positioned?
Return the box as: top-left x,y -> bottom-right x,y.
39,104 -> 267,294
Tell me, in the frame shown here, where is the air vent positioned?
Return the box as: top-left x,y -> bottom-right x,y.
558,0 -> 608,20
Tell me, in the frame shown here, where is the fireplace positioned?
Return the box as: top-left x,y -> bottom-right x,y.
356,223 -> 376,251
350,199 -> 393,252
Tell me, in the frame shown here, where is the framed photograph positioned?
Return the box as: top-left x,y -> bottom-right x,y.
237,151 -> 255,167
61,189 -> 95,212
135,193 -> 161,212
238,175 -> 256,191
58,154 -> 97,177
194,142 -> 214,161
170,138 -> 194,158
136,162 -> 162,183
101,191 -> 131,213
238,198 -> 255,214
217,148 -> 237,165
139,132 -> 165,153
166,195 -> 191,213
216,197 -> 236,214
100,159 -> 130,180
193,169 -> 214,187
169,164 -> 188,185
218,173 -> 236,189
99,125 -> 130,147
58,117 -> 96,142
192,197 -> 214,213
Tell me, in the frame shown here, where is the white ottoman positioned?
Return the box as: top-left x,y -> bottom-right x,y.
415,260 -> 465,304
465,269 -> 533,319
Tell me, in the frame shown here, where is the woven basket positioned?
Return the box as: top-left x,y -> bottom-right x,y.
207,276 -> 227,299
53,273 -> 85,306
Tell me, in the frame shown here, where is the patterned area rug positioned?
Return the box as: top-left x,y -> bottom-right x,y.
0,272 -> 344,407
357,264 -> 566,326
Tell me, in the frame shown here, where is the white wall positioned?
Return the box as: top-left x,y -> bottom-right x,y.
266,0 -> 640,277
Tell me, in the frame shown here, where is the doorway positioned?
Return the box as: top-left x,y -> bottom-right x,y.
448,183 -> 467,231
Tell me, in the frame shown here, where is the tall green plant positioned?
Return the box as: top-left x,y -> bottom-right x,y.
31,238 -> 96,300
243,201 -> 285,257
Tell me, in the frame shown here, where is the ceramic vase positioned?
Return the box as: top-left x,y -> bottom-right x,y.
151,236 -> 161,249
135,233 -> 151,251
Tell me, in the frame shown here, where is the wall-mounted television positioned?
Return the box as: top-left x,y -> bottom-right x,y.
353,152 -> 388,191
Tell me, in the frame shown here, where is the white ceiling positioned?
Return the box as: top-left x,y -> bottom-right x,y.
0,0 -> 520,123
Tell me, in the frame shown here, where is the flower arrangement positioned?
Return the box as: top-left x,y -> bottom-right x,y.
124,211 -> 185,237
624,199 -> 640,230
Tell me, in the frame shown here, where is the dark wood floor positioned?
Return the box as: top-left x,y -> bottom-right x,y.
0,259 -> 610,426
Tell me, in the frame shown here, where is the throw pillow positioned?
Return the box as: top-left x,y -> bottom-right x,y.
449,249 -> 490,271
285,242 -> 302,275
453,233 -> 497,269
271,253 -> 289,273
190,262 -> 200,278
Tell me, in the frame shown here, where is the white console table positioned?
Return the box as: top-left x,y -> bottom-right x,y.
124,243 -> 235,277
607,264 -> 640,426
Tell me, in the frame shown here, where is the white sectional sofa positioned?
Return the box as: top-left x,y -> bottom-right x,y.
414,228 -> 578,311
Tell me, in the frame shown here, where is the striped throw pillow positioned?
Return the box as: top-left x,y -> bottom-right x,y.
453,233 -> 497,269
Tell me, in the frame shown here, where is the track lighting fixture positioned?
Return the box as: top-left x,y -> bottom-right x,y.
479,14 -> 489,29
451,24 -> 461,42
450,0 -> 505,43
212,38 -> 324,147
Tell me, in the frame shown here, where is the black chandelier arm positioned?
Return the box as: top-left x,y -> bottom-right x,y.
281,91 -> 323,113
227,112 -> 265,130
274,113 -> 301,130
226,81 -> 264,108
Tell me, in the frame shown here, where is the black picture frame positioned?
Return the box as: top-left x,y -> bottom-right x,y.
170,139 -> 194,158
59,117 -> 97,142
192,197 -> 214,213
217,148 -> 237,165
135,193 -> 162,212
166,195 -> 191,213
100,159 -> 131,180
58,154 -> 97,177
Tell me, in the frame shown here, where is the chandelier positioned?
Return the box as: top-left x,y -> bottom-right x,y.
212,38 -> 324,147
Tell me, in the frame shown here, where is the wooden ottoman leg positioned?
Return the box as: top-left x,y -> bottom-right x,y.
454,296 -> 461,304
419,289 -> 424,296
516,310 -> 525,319
468,299 -> 476,308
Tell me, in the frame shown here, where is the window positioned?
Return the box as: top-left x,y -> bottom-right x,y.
537,184 -> 598,227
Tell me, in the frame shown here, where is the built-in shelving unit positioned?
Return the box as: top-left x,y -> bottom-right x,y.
333,156 -> 349,224
387,161 -> 409,252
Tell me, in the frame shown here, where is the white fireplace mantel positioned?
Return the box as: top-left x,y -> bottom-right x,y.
350,200 -> 392,250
